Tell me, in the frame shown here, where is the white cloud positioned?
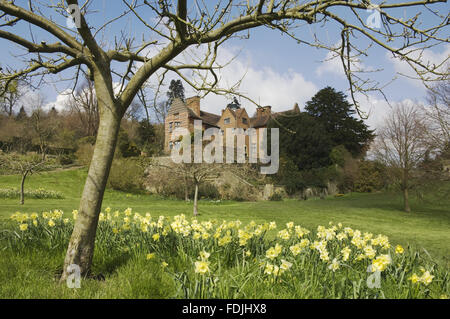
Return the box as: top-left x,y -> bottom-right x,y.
174,45 -> 318,116
44,89 -> 73,112
356,93 -> 417,131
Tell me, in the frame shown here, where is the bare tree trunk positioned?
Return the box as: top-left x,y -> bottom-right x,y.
403,188 -> 411,212
184,174 -> 189,202
20,170 -> 29,205
60,79 -> 122,281
193,183 -> 199,216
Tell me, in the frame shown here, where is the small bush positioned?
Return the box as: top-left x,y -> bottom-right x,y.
75,143 -> 94,166
57,154 -> 75,166
269,192 -> 283,201
107,158 -> 146,192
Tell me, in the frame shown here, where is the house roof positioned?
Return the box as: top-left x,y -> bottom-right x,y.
168,97 -> 220,127
250,105 -> 301,128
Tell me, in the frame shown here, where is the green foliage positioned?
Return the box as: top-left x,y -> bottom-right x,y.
354,161 -> 388,193
75,142 -> 94,166
269,192 -> 283,201
107,157 -> 147,192
305,87 -> 375,157
117,129 -> 140,158
136,120 -> 161,156
167,79 -> 185,105
268,112 -> 333,170
274,157 -> 306,195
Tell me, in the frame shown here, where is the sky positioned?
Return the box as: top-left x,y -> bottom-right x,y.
1,0 -> 449,131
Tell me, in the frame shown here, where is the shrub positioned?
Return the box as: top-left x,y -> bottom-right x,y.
57,154 -> 75,166
75,143 -> 94,166
107,158 -> 146,192
269,192 -> 283,201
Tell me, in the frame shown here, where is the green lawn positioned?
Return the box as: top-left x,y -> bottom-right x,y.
1,168 -> 449,266
1,168 -> 449,298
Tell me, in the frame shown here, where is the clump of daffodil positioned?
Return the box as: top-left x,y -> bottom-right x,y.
146,253 -> 155,260
280,259 -> 293,272
289,243 -> 303,256
371,254 -> 391,272
19,223 -> 28,231
194,260 -> 210,274
328,258 -> 340,272
395,245 -> 404,254
266,243 -> 282,260
277,229 -> 291,240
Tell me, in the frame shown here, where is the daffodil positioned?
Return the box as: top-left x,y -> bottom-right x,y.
19,224 -> 28,231
146,253 -> 155,260
371,254 -> 391,272
395,245 -> 404,254
328,258 -> 340,272
194,260 -> 209,274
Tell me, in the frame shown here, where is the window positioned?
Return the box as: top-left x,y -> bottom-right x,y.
174,112 -> 179,119
242,118 -> 248,124
175,122 -> 181,128
174,141 -> 181,149
224,118 -> 230,124
220,130 -> 224,135
169,122 -> 173,133
169,141 -> 173,150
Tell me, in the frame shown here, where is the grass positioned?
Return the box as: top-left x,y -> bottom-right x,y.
0,168 -> 449,298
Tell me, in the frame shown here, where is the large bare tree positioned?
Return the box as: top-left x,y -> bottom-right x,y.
0,0 -> 448,280
373,103 -> 428,212
423,77 -> 450,154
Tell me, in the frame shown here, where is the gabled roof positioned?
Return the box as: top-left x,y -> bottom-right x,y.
200,111 -> 221,127
250,105 -> 301,128
167,97 -> 220,127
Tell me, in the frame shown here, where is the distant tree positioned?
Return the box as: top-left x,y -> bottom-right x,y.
373,103 -> 428,212
422,78 -> 449,155
268,112 -> 333,170
0,79 -> 22,117
136,120 -> 161,156
167,79 -> 185,106
65,78 -> 99,137
0,152 -> 47,205
305,87 -> 375,157
15,106 -> 27,122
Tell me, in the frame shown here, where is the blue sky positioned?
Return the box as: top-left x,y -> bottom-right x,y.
1,1 -> 449,129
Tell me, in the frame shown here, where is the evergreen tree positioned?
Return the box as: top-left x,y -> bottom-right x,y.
167,79 -> 185,106
268,111 -> 333,170
305,87 -> 375,157
15,106 -> 28,121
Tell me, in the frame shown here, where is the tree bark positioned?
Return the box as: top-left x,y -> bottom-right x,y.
193,183 -> 199,216
184,174 -> 189,202
60,73 -> 122,281
20,170 -> 29,205
403,188 -> 411,212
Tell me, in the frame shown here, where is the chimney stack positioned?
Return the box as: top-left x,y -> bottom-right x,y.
256,105 -> 271,118
186,96 -> 201,116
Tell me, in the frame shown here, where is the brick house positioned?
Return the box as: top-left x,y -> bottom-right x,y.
164,96 -> 300,154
